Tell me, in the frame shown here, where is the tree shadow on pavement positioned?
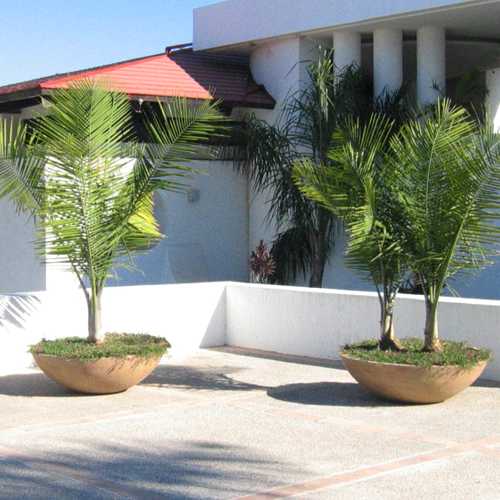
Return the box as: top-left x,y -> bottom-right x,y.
142,365 -> 268,392
0,439 -> 301,500
267,382 -> 409,408
472,378 -> 500,389
0,373 -> 83,398
0,364 -> 268,397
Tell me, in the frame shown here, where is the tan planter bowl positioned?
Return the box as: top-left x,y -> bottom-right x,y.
33,353 -> 163,395
341,353 -> 488,404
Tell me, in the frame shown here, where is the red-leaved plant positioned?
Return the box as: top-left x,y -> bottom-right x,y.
250,240 -> 275,284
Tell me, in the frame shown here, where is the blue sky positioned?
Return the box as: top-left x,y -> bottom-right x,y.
0,0 -> 217,85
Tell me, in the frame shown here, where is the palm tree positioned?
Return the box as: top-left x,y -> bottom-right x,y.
238,50 -> 370,287
295,101 -> 500,353
294,114 -> 409,350
0,81 -> 222,343
392,100 -> 500,352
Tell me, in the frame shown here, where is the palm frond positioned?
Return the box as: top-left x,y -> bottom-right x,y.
391,99 -> 500,304
0,118 -> 44,211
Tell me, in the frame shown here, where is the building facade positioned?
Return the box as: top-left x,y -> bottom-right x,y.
1,0 -> 500,298
194,0 -> 500,299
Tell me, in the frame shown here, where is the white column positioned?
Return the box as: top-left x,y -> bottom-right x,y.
417,26 -> 446,105
373,28 -> 403,99
333,31 -> 362,71
486,68 -> 500,133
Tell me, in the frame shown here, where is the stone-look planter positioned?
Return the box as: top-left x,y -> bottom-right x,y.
33,353 -> 162,395
341,354 -> 488,404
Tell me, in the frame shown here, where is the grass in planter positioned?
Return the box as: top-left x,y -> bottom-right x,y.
343,338 -> 491,369
30,333 -> 170,361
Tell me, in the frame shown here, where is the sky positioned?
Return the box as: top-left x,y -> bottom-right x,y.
0,0 -> 218,86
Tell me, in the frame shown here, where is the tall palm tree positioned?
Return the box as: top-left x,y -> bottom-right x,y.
238,50 -> 370,287
0,81 -> 222,343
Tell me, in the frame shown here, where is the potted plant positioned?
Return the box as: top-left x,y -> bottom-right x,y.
295,100 -> 499,404
0,81 -> 222,394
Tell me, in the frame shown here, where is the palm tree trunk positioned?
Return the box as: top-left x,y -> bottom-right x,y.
88,287 -> 103,344
309,253 -> 325,288
379,295 -> 403,351
423,297 -> 443,352
309,215 -> 330,288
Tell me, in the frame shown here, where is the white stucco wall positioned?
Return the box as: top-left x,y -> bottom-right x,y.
194,0 -> 478,50
3,282 -> 500,382
0,198 -> 45,294
487,67 -> 500,132
225,283 -> 500,381
108,160 -> 249,287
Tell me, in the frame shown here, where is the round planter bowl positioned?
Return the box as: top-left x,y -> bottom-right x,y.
33,353 -> 162,395
341,354 -> 488,404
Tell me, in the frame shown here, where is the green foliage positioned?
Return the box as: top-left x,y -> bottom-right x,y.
238,49 -> 373,286
34,82 -> 222,285
294,114 -> 408,286
238,47 -> 412,287
343,338 -> 491,368
30,333 -> 170,361
294,114 -> 410,344
295,99 -> 500,350
392,100 -> 500,348
0,118 -> 44,211
0,80 -> 224,341
393,101 -> 500,284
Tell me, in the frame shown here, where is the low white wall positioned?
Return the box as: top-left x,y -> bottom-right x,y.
0,283 -> 226,375
226,283 -> 500,381
2,282 -> 500,382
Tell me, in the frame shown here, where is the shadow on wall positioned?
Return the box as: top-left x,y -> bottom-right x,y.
0,440 -> 301,498
0,294 -> 41,330
200,286 -> 226,348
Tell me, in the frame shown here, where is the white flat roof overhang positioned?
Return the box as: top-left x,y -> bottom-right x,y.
194,0 -> 500,51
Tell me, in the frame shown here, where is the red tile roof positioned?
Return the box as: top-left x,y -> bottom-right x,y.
0,48 -> 275,109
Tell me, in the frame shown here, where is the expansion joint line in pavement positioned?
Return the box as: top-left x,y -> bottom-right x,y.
236,435 -> 500,499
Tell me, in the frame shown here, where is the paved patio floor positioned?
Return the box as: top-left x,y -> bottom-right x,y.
0,347 -> 499,499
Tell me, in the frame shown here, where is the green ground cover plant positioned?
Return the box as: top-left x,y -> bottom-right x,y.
343,338 -> 491,368
31,334 -> 170,361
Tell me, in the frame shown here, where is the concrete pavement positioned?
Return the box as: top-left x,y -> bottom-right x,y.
0,347 -> 499,499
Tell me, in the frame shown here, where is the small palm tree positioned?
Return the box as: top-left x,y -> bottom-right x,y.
392,100 -> 500,351
0,81 -> 222,343
294,114 -> 409,350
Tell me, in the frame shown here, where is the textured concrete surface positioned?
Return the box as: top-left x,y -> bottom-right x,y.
0,348 -> 499,499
